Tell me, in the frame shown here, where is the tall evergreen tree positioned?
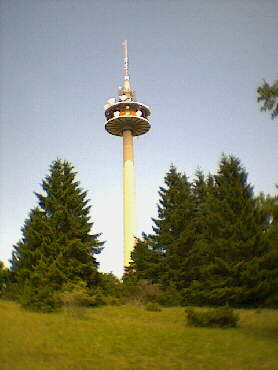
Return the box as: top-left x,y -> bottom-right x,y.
11,159 -> 104,310
129,156 -> 277,307
254,189 -> 278,307
178,170 -> 215,288
131,165 -> 196,289
184,155 -> 273,306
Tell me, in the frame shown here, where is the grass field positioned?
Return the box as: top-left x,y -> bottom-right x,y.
0,300 -> 277,370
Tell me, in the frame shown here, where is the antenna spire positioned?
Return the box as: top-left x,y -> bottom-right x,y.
120,40 -> 134,99
123,40 -> 129,81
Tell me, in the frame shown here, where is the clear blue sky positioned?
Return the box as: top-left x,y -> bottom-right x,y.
0,0 -> 277,276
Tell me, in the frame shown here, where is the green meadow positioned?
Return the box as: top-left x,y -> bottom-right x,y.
1,300 -> 277,370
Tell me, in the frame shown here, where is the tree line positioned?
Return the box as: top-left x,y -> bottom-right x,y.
127,155 -> 278,307
0,155 -> 277,311
0,80 -> 277,310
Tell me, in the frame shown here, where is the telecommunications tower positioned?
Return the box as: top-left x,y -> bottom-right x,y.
104,41 -> 151,269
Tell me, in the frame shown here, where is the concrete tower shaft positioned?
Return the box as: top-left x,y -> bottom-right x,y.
123,129 -> 136,267
104,41 -> 151,269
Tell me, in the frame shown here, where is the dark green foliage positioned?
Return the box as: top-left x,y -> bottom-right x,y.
98,272 -> 123,298
257,78 -> 278,119
121,272 -> 140,298
130,165 -> 196,292
184,155 -> 274,307
20,282 -> 58,312
186,307 -> 239,328
127,236 -> 163,283
96,272 -> 124,305
11,159 -> 104,311
132,155 -> 277,308
156,285 -> 183,306
151,165 -> 196,289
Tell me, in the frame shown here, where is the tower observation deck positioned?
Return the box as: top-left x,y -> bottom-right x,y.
104,41 -> 151,269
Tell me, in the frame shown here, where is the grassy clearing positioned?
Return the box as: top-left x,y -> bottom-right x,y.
0,300 -> 277,370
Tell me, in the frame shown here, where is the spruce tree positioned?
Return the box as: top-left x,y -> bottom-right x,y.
176,170 -> 215,290
255,189 -> 278,307
128,235 -> 163,282
134,165 -> 196,289
184,155 -> 272,306
11,159 -> 103,311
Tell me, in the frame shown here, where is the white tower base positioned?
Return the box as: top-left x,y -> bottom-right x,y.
123,129 -> 136,268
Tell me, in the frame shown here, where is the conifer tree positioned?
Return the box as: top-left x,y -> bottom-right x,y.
11,159 -> 104,310
255,189 -> 278,307
128,235 -> 163,282
132,165 -> 196,289
184,155 -> 272,306
177,170 -> 215,288
130,156 -> 277,307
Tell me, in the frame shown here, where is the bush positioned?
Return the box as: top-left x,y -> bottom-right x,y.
1,282 -> 21,301
157,285 -> 183,306
145,302 -> 162,312
20,284 -> 58,312
264,293 -> 278,308
185,306 -> 239,328
60,295 -> 86,318
59,281 -> 104,318
99,272 -> 123,298
102,295 -> 122,306
137,280 -> 162,303
122,279 -> 163,305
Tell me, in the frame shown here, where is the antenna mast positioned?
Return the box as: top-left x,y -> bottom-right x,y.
123,40 -> 129,81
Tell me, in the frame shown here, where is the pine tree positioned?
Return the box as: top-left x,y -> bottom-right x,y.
184,155 -> 272,306
11,159 -> 104,311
